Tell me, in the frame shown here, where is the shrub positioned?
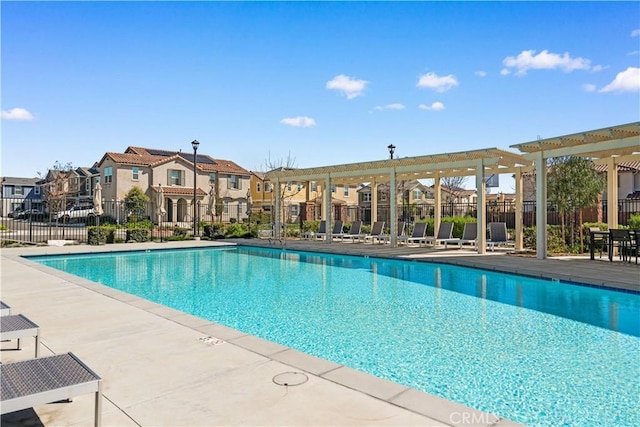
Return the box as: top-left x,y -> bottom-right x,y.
224,223 -> 251,238
629,213 -> 640,230
523,225 -> 569,254
302,220 -> 321,233
87,226 -> 116,245
126,229 -> 150,242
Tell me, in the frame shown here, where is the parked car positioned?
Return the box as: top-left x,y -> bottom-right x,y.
54,205 -> 96,222
8,209 -> 24,218
16,209 -> 44,219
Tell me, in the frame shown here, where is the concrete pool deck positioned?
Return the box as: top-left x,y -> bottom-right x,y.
1,239 -> 638,426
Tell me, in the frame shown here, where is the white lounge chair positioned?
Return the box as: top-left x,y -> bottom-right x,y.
331,220 -> 345,240
0,314 -> 40,357
424,222 -> 454,247
399,222 -> 428,246
364,221 -> 386,244
1,352 -> 103,427
0,301 -> 11,316
487,222 -> 514,251
442,222 -> 478,249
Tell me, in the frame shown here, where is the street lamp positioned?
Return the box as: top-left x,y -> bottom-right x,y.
192,139 -> 200,237
387,144 -> 396,159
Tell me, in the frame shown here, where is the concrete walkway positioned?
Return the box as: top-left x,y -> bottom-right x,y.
1,239 -> 637,426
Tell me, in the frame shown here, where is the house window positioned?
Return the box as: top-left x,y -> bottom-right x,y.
265,183 -> 273,192
363,193 -> 371,202
34,186 -> 40,195
13,186 -> 23,196
331,184 -> 336,193
168,169 -> 184,186
228,175 -> 240,189
290,204 -> 299,216
297,182 -> 303,192
238,201 -> 243,215
311,181 -> 317,192
223,200 -> 229,213
256,182 -> 262,192
287,182 -> 292,191
85,180 -> 90,192
209,173 -> 216,183
132,167 -> 139,180
104,167 -> 113,184
413,189 -> 421,200
343,185 -> 349,197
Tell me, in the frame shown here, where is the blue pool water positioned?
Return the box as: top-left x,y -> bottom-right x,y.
30,247 -> 640,426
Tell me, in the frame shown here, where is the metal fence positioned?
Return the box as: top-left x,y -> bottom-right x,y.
2,197 -> 638,244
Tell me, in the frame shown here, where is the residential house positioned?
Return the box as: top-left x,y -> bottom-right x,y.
251,171 -> 359,223
96,146 -> 250,224
0,177 -> 42,216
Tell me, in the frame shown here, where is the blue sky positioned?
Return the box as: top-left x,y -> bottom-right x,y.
2,1 -> 639,193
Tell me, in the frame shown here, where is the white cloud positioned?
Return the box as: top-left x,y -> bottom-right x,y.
582,84 -> 597,92
417,72 -> 459,92
502,49 -> 591,75
418,102 -> 445,111
628,50 -> 640,56
500,69 -> 511,76
326,74 -> 368,99
599,67 -> 640,93
374,103 -> 406,111
475,71 -> 487,77
280,116 -> 316,128
631,29 -> 640,37
1,107 -> 34,120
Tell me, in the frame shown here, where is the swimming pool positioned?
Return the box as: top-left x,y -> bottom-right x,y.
31,246 -> 640,426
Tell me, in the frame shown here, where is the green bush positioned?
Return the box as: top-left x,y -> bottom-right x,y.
629,213 -> 640,230
302,220 -> 321,233
224,223 -> 251,238
126,229 -> 150,242
523,225 -> 569,254
87,226 -> 116,245
125,219 -> 152,230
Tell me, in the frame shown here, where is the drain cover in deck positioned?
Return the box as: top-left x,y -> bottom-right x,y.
273,371 -> 308,386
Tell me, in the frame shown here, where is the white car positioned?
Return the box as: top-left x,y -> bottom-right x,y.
54,205 -> 96,222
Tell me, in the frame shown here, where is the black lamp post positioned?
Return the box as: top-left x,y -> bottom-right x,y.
192,139 -> 200,237
387,144 -> 396,160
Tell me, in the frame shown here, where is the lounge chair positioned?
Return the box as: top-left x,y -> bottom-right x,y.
442,222 -> 478,249
399,222 -> 428,246
1,352 -> 103,427
307,220 -> 327,240
424,222 -> 454,247
331,220 -> 345,240
487,222 -> 514,251
0,314 -> 40,357
1,301 -> 11,316
340,221 -> 365,242
379,221 -> 406,244
364,221 -> 386,244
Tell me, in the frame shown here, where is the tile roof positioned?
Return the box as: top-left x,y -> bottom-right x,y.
151,186 -> 208,197
103,146 -> 250,175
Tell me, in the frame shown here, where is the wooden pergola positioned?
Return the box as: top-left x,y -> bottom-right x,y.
268,148 -> 531,253
511,121 -> 640,259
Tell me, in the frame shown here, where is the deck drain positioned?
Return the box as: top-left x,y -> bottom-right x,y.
272,372 -> 308,387
198,336 -> 225,346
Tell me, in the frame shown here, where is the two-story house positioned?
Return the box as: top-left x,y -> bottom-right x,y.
96,146 -> 251,224
0,177 -> 42,216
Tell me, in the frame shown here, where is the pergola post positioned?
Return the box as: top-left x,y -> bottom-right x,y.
475,162 -> 487,254
535,151 -> 547,259
389,168 -> 397,247
324,174 -> 332,243
434,173 -> 441,238
606,157 -> 618,230
275,179 -> 282,239
514,169 -> 524,251
371,179 -> 378,224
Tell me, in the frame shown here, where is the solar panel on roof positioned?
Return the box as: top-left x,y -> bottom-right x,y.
177,152 -> 216,165
146,149 -> 177,157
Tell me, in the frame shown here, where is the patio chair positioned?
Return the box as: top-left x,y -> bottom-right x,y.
589,227 -> 607,259
399,222 -> 428,246
487,222 -> 514,251
1,352 -> 103,427
0,314 -> 40,357
442,222 -> 478,249
379,221 -> 406,244
630,230 -> 639,264
364,221 -> 386,244
308,220 -> 327,240
608,229 -> 632,262
0,301 -> 11,316
340,221 -> 365,242
331,220 -> 345,240
424,222 -> 454,247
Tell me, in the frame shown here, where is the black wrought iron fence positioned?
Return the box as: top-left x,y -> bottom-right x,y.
2,196 -> 638,244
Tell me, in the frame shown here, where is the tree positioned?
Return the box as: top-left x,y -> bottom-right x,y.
263,152 -> 300,235
40,161 -> 75,221
547,156 -> 606,251
124,186 -> 150,222
441,176 -> 468,199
